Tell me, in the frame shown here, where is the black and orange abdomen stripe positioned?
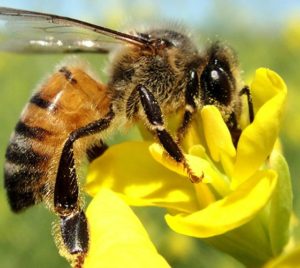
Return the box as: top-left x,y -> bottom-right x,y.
4,65 -> 109,212
4,120 -> 51,212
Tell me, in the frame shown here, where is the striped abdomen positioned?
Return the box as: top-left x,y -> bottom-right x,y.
4,119 -> 51,211
4,66 -> 110,212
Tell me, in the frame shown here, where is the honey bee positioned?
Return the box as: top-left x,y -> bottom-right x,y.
1,7 -> 253,267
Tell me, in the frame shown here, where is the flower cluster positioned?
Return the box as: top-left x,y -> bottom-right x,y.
83,68 -> 293,267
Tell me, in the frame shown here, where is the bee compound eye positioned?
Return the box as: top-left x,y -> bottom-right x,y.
201,64 -> 232,105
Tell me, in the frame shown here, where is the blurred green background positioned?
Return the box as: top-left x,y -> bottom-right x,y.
0,0 -> 299,267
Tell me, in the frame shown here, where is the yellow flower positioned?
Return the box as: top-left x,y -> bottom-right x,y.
84,188 -> 170,268
85,68 -> 292,266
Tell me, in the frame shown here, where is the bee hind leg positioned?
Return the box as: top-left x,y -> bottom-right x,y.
54,135 -> 88,256
54,108 -> 115,265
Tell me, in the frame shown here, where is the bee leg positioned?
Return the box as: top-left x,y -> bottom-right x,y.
86,140 -> 108,163
239,85 -> 254,123
54,108 -> 115,259
226,112 -> 241,147
228,86 -> 254,147
137,84 -> 202,183
176,70 -> 199,142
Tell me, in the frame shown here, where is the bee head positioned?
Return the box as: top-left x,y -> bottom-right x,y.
199,43 -> 239,107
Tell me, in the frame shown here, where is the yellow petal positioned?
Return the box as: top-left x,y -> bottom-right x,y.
165,170 -> 277,237
84,189 -> 170,268
188,145 -> 231,197
149,142 -> 232,197
232,69 -> 287,187
201,105 -> 236,161
149,143 -> 219,208
85,141 -> 198,213
251,68 -> 287,113
201,105 -> 236,176
149,143 -> 208,181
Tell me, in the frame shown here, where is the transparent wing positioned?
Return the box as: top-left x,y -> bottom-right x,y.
0,7 -> 149,54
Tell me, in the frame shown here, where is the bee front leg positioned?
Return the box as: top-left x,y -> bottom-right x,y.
239,85 -> 254,123
228,86 -> 254,147
137,84 -> 202,183
54,108 -> 115,265
176,70 -> 199,142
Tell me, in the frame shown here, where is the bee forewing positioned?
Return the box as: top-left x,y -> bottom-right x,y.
0,21 -> 116,53
0,7 -> 147,54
